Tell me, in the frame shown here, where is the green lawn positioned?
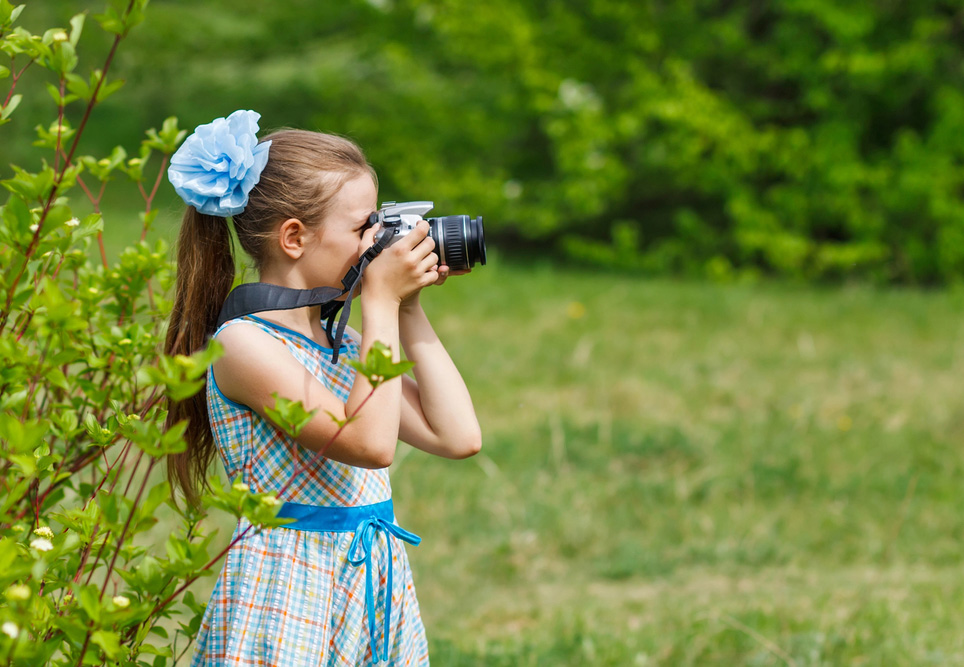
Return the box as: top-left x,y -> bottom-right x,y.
408,262 -> 964,665
160,256 -> 964,665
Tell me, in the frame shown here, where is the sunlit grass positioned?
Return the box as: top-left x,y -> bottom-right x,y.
398,263 -> 964,665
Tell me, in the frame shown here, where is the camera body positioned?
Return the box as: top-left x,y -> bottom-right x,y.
369,201 -> 486,271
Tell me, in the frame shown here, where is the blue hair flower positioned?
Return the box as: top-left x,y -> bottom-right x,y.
167,109 -> 272,217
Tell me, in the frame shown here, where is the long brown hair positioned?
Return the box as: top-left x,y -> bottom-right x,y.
165,129 -> 375,510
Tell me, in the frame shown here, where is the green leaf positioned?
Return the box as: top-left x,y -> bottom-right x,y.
74,583 -> 102,623
44,366 -> 70,391
348,341 -> 415,388
93,6 -> 124,35
0,194 -> 34,238
68,13 -> 85,47
51,40 -> 78,74
95,75 -> 124,102
138,642 -> 173,658
34,118 -> 77,148
91,630 -> 123,659
325,411 -> 357,429
133,556 -> 168,596
8,454 -> 36,476
264,394 -> 317,438
51,615 -> 88,646
1,164 -> 56,201
1,93 -> 22,121
0,478 -> 29,514
140,480 -> 171,519
167,378 -> 205,402
65,72 -> 91,101
144,116 -> 185,153
81,145 -> 128,182
0,0 -> 25,29
0,414 -> 48,453
0,538 -> 19,574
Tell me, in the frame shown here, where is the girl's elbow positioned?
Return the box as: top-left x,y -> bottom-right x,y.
358,439 -> 396,468
453,429 -> 482,459
369,448 -> 396,469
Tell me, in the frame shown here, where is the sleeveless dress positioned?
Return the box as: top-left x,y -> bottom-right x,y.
189,315 -> 430,666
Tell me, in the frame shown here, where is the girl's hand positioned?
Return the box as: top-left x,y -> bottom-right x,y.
399,230 -> 472,309
361,220 -> 439,305
432,265 -> 471,287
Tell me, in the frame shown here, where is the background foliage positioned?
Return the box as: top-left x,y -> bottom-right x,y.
7,0 -> 964,283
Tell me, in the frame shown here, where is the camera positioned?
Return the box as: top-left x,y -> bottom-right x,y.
368,201 -> 486,271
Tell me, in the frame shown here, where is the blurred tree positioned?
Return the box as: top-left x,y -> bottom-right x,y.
7,0 -> 964,283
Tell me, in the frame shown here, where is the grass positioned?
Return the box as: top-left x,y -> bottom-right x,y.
127,239 -> 964,664
395,262 -> 964,665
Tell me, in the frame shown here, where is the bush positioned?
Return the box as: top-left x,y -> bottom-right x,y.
0,3 -> 322,664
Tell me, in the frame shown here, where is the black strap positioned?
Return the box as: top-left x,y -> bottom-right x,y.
214,227 -> 395,364
216,283 -> 346,330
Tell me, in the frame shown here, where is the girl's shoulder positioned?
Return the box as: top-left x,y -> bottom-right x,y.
211,317 -> 302,373
213,315 -> 358,371
216,315 -> 346,352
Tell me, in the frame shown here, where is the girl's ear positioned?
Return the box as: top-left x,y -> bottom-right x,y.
278,218 -> 308,260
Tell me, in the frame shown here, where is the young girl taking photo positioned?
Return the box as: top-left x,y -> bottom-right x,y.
164,110 -> 481,666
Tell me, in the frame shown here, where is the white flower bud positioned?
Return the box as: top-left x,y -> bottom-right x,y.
33,526 -> 54,539
112,595 -> 130,609
1,622 -> 17,638
30,537 -> 54,552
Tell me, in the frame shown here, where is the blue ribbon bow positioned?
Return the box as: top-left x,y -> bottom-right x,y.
347,516 -> 422,662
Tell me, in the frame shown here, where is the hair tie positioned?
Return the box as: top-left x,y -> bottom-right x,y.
167,109 -> 272,217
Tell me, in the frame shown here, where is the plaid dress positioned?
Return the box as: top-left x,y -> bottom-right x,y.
190,315 -> 430,666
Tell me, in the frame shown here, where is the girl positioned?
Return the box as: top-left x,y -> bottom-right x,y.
164,110 -> 481,666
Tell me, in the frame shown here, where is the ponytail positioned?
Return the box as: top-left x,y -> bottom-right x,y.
165,207 -> 236,511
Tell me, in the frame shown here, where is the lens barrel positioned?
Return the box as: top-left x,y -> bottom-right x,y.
426,215 -> 487,271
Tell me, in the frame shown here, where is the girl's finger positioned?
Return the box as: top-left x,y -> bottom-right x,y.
420,266 -> 440,287
399,219 -> 430,250
417,253 -> 440,274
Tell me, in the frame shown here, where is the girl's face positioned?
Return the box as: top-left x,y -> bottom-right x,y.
302,172 -> 378,289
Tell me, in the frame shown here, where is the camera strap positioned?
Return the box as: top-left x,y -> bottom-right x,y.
215,228 -> 394,364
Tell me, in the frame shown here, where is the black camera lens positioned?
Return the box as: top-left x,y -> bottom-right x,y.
426,215 -> 487,271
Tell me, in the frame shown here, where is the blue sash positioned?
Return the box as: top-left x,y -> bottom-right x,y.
276,499 -> 421,662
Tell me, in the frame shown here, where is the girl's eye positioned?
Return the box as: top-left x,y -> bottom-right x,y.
358,214 -> 377,235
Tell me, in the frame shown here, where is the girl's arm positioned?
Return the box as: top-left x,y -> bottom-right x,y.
395,294 -> 482,459
211,303 -> 402,469
212,222 -> 440,469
